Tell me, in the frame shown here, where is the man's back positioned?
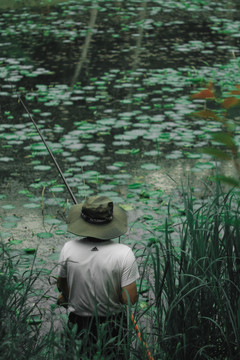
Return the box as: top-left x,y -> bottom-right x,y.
58,238 -> 139,316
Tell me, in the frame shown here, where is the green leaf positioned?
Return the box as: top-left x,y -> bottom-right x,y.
3,215 -> 21,222
195,161 -> 215,170
143,214 -> 154,220
37,232 -> 53,239
19,190 -> 30,195
55,230 -> 65,235
49,186 -> 64,193
23,203 -> 41,209
130,148 -> 140,155
141,163 -> 161,170
113,162 -> 125,167
34,165 -> 52,171
155,224 -> 174,233
212,132 -> 236,149
2,222 -> 17,229
214,175 -> 240,187
1,204 -> 15,210
27,315 -> 42,325
0,232 -> 12,239
128,183 -> 142,189
202,147 -> 232,160
9,239 -> 23,245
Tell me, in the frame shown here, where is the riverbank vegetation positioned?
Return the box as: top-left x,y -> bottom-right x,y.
1,182 -> 240,359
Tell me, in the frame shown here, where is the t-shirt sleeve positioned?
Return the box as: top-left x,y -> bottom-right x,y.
121,248 -> 140,287
58,244 -> 67,278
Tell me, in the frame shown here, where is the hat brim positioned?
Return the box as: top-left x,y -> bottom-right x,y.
67,202 -> 128,240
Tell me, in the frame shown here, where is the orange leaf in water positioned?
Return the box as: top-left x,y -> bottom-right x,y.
234,84 -> 240,89
190,81 -> 215,100
191,109 -> 221,121
229,89 -> 240,95
222,97 -> 240,109
190,88 -> 215,100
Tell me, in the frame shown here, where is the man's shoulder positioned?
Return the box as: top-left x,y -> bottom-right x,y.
61,238 -> 81,250
109,242 -> 131,254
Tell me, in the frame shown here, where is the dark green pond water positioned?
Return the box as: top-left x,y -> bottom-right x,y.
1,0 -> 240,240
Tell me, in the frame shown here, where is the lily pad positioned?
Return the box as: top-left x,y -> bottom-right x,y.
19,190 -> 31,195
195,162 -> 215,170
128,183 -> 142,189
141,163 -> 161,170
144,150 -> 161,156
2,222 -> 17,229
3,215 -> 21,222
55,229 -> 65,235
113,162 -> 126,167
34,165 -> 52,171
0,156 -> 14,162
185,153 -> 202,159
37,232 -> 53,239
0,232 -> 12,239
9,239 -> 23,245
49,186 -> 65,193
81,155 -> 100,161
1,204 -> 15,210
23,203 -> 41,209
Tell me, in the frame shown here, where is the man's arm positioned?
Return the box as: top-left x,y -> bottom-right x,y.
57,276 -> 69,297
57,276 -> 69,307
122,281 -> 138,305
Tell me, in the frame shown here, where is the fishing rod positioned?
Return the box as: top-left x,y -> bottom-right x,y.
19,97 -> 78,205
20,97 -> 154,360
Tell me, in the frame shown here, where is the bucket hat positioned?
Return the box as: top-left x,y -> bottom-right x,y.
67,196 -> 128,240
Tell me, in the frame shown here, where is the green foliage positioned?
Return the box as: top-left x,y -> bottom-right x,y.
202,147 -> 232,160
0,244 -> 58,360
143,184 -> 240,359
2,183 -> 240,359
212,132 -> 236,150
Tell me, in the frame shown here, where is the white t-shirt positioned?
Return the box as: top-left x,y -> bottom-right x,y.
58,238 -> 140,316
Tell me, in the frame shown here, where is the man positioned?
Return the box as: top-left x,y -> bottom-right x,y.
57,195 -> 139,357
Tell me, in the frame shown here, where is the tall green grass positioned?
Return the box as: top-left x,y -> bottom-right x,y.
0,244 -> 58,359
143,185 -> 240,359
1,184 -> 240,359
